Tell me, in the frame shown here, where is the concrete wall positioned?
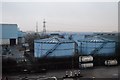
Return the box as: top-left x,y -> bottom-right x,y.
0,38 -> 18,45
0,39 -> 9,45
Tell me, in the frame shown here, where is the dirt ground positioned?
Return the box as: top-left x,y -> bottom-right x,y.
3,66 -> 119,80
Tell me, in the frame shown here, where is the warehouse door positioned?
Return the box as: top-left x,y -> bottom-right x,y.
10,39 -> 16,46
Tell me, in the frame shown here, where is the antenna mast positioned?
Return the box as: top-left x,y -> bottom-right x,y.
36,21 -> 38,33
43,19 -> 46,34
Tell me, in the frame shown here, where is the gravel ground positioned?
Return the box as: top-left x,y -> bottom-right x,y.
3,66 -> 119,80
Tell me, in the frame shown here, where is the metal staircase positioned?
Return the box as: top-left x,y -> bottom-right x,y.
90,42 -> 108,56
43,42 -> 61,58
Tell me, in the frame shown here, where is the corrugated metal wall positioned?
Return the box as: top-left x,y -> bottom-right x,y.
0,24 -> 18,45
1,24 -> 18,39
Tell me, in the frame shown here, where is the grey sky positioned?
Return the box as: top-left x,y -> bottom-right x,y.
2,2 -> 118,32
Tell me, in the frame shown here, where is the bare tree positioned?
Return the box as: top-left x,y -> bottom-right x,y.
24,33 -> 49,52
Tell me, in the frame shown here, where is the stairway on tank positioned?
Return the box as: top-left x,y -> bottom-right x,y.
43,42 -> 61,58
90,42 -> 108,56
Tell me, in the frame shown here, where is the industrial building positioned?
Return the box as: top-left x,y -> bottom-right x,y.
34,36 -> 76,58
18,31 -> 25,44
0,24 -> 19,46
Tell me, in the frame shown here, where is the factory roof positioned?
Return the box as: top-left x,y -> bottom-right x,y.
0,24 -> 18,26
34,36 -> 74,43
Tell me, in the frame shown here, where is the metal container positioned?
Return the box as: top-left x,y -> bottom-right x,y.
78,36 -> 116,56
34,37 -> 75,58
80,63 -> 93,68
105,60 -> 118,66
79,56 -> 93,62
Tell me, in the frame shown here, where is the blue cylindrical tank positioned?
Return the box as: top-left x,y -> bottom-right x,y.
34,37 -> 75,58
78,36 -> 116,56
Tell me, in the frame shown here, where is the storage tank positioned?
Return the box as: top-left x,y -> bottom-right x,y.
105,59 -> 118,66
78,36 -> 116,56
34,36 -> 75,58
79,56 -> 93,62
80,63 -> 93,68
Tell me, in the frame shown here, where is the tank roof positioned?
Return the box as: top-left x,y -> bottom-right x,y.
35,36 -> 74,43
78,36 -> 115,42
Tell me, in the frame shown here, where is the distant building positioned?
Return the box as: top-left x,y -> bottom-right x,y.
0,24 -> 19,45
94,32 -> 117,36
18,31 -> 25,44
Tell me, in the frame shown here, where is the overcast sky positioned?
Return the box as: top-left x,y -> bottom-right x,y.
1,2 -> 118,32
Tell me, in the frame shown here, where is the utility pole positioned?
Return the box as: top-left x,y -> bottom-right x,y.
43,19 -> 46,35
36,21 -> 38,33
